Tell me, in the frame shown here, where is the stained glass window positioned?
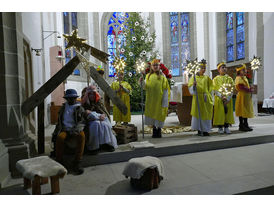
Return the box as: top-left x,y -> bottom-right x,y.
170,12 -> 190,76
236,12 -> 245,60
236,42 -> 245,59
107,12 -> 129,77
226,12 -> 245,62
236,12 -> 244,26
226,12 -> 234,62
181,13 -> 190,72
65,40 -> 71,64
170,13 -> 179,44
227,46 -> 234,62
171,46 -> 180,76
63,12 -> 70,34
71,12 -> 77,30
226,12 -> 233,30
63,12 -> 80,75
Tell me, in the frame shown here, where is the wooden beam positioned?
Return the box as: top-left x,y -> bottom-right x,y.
89,65 -> 128,115
21,56 -> 80,116
38,102 -> 45,154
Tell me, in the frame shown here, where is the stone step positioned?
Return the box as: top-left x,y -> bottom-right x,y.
81,134 -> 274,167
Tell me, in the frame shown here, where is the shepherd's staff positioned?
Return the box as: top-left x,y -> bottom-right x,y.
186,59 -> 204,136
136,59 -> 147,139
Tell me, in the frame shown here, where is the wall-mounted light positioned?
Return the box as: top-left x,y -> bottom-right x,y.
43,30 -> 62,40
31,48 -> 43,56
56,47 -> 65,61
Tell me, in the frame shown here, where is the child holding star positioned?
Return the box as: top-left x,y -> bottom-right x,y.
188,59 -> 213,136
213,62 -> 235,134
235,64 -> 254,132
111,72 -> 132,125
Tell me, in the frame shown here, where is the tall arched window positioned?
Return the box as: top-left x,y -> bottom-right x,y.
236,12 -> 245,60
169,12 -> 190,76
226,12 -> 245,62
63,12 -> 80,75
107,12 -> 129,77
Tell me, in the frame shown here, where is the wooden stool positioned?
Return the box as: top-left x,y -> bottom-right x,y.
16,156 -> 67,195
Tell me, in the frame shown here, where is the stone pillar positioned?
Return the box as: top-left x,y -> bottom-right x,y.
0,12 -> 36,178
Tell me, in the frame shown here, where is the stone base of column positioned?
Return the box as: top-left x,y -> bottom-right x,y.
2,136 -> 37,178
0,139 -> 10,189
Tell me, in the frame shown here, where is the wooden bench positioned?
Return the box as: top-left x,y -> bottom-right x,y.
16,156 -> 67,195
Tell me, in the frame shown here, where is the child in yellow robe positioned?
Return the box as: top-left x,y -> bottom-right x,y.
235,64 -> 254,131
111,72 -> 132,124
188,60 -> 213,136
213,62 -> 235,134
141,59 -> 170,138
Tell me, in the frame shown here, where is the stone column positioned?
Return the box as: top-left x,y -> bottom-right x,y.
0,12 -> 36,178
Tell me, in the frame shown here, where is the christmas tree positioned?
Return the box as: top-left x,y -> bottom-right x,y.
117,12 -> 158,112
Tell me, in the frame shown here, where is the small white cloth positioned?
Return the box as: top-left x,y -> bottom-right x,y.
129,141 -> 155,149
122,156 -> 164,179
16,156 -> 67,180
262,99 -> 274,108
170,82 -> 183,103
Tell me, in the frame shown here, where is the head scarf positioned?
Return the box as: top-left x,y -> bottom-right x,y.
81,85 -> 101,105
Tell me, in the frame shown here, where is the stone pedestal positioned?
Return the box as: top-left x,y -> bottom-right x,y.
0,140 -> 10,189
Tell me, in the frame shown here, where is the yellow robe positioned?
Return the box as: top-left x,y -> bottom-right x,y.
144,73 -> 169,122
111,81 -> 132,122
188,75 -> 213,120
235,76 -> 254,118
213,74 -> 235,125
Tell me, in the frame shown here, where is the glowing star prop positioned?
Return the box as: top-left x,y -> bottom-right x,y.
63,29 -> 109,64
135,58 -> 147,74
250,56 -> 262,71
185,59 -> 200,76
112,56 -> 126,73
218,83 -> 234,98
63,29 -> 89,52
250,56 -> 262,86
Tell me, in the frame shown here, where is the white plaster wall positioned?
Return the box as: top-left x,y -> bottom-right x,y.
22,12 -> 64,127
22,12 -> 43,90
248,12 -> 257,84
65,81 -> 87,96
88,12 -> 94,47
263,12 -> 274,99
196,12 -> 205,61
99,12 -> 104,51
208,12 -> 217,73
154,12 -> 163,61
248,13 -> 258,116
22,12 -> 43,132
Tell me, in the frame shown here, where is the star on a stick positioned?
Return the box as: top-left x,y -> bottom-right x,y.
63,29 -> 89,52
63,29 -> 109,64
